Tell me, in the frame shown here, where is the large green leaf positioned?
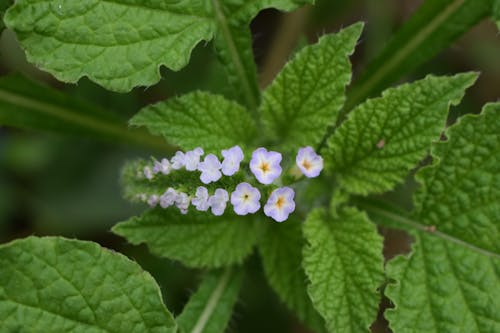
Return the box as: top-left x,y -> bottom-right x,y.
325,73 -> 477,195
177,269 -> 242,333
494,0 -> 500,28
385,103 -> 500,332
130,91 -> 256,154
259,23 -> 363,150
302,207 -> 385,333
414,103 -> 500,253
112,208 -> 260,268
345,0 -> 492,111
0,236 -> 176,333
259,218 -> 326,332
0,75 -> 168,151
4,0 -> 310,99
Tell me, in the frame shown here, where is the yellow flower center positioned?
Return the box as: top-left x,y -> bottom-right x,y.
276,196 -> 285,209
259,162 -> 270,173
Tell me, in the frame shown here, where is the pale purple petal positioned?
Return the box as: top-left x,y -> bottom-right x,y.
143,166 -> 154,180
185,148 -> 204,171
192,186 -> 210,211
171,151 -> 186,169
198,154 -> 222,184
230,182 -> 261,215
147,194 -> 159,207
221,145 -> 244,176
175,192 -> 190,214
208,188 -> 229,216
264,187 -> 295,222
250,148 -> 282,184
296,146 -> 323,178
153,158 -> 171,175
160,187 -> 177,208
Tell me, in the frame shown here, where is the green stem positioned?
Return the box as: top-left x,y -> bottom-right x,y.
190,268 -> 234,333
211,0 -> 259,112
0,88 -> 173,153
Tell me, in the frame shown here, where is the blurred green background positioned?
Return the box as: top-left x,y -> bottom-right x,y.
0,0 -> 498,332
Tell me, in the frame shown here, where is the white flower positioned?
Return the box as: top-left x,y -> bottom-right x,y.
175,192 -> 190,214
198,154 -> 222,184
184,147 -> 204,171
249,148 -> 282,184
191,186 -> 210,211
264,187 -> 295,222
230,182 -> 261,215
143,166 -> 154,180
208,188 -> 229,216
171,151 -> 186,170
296,146 -> 323,178
160,187 -> 177,208
221,145 -> 244,176
153,158 -> 171,175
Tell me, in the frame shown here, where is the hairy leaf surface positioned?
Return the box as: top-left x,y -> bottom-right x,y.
4,0 -> 310,94
177,269 -> 242,333
130,92 -> 256,154
260,23 -> 363,150
303,207 -> 385,333
326,73 -> 477,195
112,208 -> 260,268
386,103 -> 500,332
259,218 -> 326,332
0,236 -> 176,333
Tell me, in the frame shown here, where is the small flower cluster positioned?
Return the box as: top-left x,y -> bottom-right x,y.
138,145 -> 323,222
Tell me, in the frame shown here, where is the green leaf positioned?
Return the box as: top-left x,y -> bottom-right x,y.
112,208 -> 260,268
386,232 -> 500,333
0,0 -> 12,31
325,73 -> 477,195
0,236 -> 176,333
0,75 -> 169,152
414,103 -> 500,253
302,207 -> 385,333
345,0 -> 492,111
494,0 -> 500,29
130,91 -> 257,154
259,218 -> 326,332
259,23 -> 363,150
177,269 -> 242,333
384,103 -> 500,332
4,0 -> 310,95
211,0 -> 312,109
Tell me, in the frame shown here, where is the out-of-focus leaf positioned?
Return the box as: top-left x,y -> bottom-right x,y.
345,0 -> 492,111
0,75 -> 169,151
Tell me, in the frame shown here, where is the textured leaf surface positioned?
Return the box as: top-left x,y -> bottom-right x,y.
385,103 -> 500,332
325,73 -> 477,195
112,208 -> 260,268
345,0 -> 491,110
130,92 -> 256,154
259,218 -> 325,332
386,232 -> 500,333
4,0 -> 309,93
0,75 -> 168,151
303,207 -> 385,333
0,236 -> 176,333
177,269 -> 242,333
260,23 -> 363,150
414,103 -> 500,253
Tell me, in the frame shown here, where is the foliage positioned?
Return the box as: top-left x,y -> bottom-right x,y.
1,1 -> 499,333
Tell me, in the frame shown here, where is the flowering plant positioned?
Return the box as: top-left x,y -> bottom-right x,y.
0,1 -> 499,333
